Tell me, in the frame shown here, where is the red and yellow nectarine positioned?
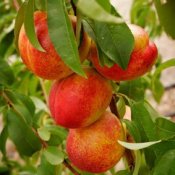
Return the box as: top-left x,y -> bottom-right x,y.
18,11 -> 91,80
90,24 -> 158,81
49,68 -> 112,128
66,111 -> 125,173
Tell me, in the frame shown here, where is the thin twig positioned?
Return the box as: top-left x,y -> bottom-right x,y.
63,159 -> 80,175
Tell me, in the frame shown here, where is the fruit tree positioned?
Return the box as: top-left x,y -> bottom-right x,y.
0,0 -> 175,175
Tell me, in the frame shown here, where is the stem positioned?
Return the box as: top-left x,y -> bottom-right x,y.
39,78 -> 48,105
133,151 -> 141,175
63,159 -> 80,175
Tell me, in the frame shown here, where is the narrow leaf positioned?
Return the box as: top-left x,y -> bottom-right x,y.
156,117 -> 175,140
0,61 -> 15,85
151,59 -> 175,102
154,0 -> 175,39
93,21 -> 134,69
123,119 -> 141,142
14,2 -> 27,51
24,0 -> 44,51
152,149 -> 175,175
7,109 -> 42,156
96,0 -> 111,12
118,140 -> 161,150
152,59 -> 175,83
76,0 -> 123,24
0,126 -> 8,156
47,0 -> 85,77
131,101 -> 157,141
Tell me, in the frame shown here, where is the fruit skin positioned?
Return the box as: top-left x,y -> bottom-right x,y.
66,111 -> 125,173
18,11 -> 91,80
49,68 -> 112,128
90,24 -> 158,81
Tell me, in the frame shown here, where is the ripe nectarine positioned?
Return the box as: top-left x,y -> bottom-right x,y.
18,11 -> 91,80
66,111 -> 125,173
49,68 -> 112,128
90,24 -> 158,81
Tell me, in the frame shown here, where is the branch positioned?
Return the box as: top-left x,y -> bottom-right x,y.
63,159 -> 80,175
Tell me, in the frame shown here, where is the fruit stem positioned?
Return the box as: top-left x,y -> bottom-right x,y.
63,159 -> 80,175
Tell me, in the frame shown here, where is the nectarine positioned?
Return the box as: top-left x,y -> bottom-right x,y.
90,24 -> 158,81
66,111 -> 125,173
18,11 -> 91,80
49,68 -> 112,128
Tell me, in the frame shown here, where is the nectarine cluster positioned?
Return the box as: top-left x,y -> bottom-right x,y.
18,10 -> 158,174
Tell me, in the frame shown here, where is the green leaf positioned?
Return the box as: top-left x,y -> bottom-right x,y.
16,93 -> 35,117
151,141 -> 175,159
31,96 -> 49,113
46,125 -> 68,141
131,101 -> 157,141
93,20 -> 134,69
144,101 -> 161,122
151,79 -> 164,103
96,0 -> 111,12
47,0 -> 85,77
119,78 -> 147,101
154,0 -> 175,39
156,117 -> 175,140
96,44 -> 115,67
7,109 -> 42,156
24,0 -> 44,51
14,1 -> 27,51
115,170 -> 131,175
118,140 -> 161,150
123,119 -> 141,142
152,149 -> 175,175
43,146 -> 65,165
151,59 -> 175,102
38,127 -> 51,141
38,155 -> 59,175
5,91 -> 35,125
76,0 -> 123,24
0,126 -> 8,156
35,0 -> 46,11
0,61 -> 15,85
